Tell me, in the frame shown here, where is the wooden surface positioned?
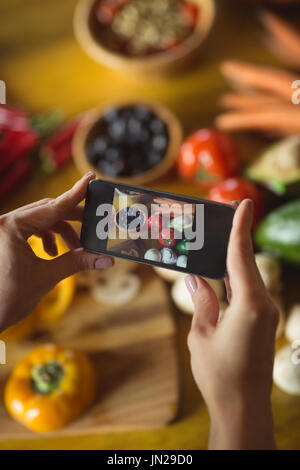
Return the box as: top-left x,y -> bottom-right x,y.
0,0 -> 300,450
0,271 -> 178,439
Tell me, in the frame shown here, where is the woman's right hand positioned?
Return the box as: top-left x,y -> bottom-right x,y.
185,199 -> 278,450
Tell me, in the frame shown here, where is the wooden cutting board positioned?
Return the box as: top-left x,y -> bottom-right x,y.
0,269 -> 179,439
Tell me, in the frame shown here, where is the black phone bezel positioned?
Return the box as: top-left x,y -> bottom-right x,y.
81,179 -> 235,279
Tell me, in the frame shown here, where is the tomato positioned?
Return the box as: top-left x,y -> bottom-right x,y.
148,213 -> 162,232
158,229 -> 176,248
208,177 -> 263,225
177,128 -> 240,188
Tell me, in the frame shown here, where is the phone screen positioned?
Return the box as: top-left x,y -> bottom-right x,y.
81,179 -> 234,278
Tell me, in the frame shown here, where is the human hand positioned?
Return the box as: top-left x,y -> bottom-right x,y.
185,199 -> 278,449
0,172 -> 113,332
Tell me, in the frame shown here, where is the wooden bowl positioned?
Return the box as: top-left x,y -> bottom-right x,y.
74,0 -> 216,75
72,101 -> 183,185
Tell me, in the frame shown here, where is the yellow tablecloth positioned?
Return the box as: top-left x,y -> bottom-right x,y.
0,0 -> 299,450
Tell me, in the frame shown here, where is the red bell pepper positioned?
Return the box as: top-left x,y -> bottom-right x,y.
158,229 -> 176,248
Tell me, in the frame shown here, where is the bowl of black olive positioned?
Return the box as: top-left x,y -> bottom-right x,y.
72,102 -> 182,184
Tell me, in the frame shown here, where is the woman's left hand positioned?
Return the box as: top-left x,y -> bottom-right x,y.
0,172 -> 113,332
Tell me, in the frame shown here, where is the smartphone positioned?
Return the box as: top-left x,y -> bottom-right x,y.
81,179 -> 235,279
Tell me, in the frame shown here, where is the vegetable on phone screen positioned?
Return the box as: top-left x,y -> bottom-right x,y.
208,177 -> 263,225
158,228 -> 176,247
176,239 -> 189,255
148,213 -> 162,232
177,128 -> 240,188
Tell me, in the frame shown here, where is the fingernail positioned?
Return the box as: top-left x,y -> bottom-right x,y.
185,275 -> 198,296
85,171 -> 95,178
95,257 -> 113,269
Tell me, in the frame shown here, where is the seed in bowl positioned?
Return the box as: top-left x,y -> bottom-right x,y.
86,105 -> 169,177
92,0 -> 199,57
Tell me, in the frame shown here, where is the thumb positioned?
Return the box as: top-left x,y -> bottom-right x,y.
185,275 -> 219,333
47,248 -> 114,284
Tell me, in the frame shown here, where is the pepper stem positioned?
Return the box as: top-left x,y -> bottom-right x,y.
31,361 -> 64,394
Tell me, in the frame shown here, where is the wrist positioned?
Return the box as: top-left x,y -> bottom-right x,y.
208,392 -> 276,450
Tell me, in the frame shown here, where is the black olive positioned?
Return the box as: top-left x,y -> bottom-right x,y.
97,158 -> 125,177
152,134 -> 168,152
137,128 -> 150,143
93,136 -> 108,154
147,150 -> 162,168
109,119 -> 126,140
87,144 -> 101,164
104,145 -> 123,162
150,118 -> 165,134
127,117 -> 142,136
90,105 -> 169,177
104,107 -> 120,123
134,106 -> 155,122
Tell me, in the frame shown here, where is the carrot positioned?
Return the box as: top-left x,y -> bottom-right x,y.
219,92 -> 284,110
261,11 -> 300,68
220,61 -> 297,101
215,106 -> 300,135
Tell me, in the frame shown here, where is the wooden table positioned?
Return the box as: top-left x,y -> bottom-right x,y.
1,0 -> 300,450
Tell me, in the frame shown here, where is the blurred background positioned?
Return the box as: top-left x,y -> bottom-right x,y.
0,0 -> 300,450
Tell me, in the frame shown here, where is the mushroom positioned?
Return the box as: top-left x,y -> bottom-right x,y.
272,296 -> 285,339
171,276 -> 194,314
144,248 -> 161,262
255,252 -> 281,294
285,304 -> 300,343
91,272 -> 141,306
161,247 -> 177,265
176,255 -> 188,268
171,276 -> 224,315
273,344 -> 300,396
76,258 -> 135,289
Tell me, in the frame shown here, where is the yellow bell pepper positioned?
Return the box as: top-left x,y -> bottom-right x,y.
0,312 -> 36,342
5,344 -> 97,432
29,235 -> 76,326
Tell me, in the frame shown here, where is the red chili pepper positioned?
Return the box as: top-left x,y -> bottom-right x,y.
0,155 -> 33,201
0,128 -> 38,173
0,105 -> 29,132
39,118 -> 82,174
158,229 -> 176,248
0,105 -> 38,177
